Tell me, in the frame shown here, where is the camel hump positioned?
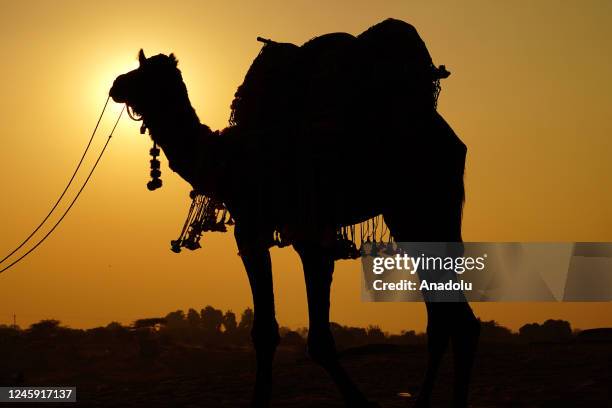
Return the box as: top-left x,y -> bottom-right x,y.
229,40 -> 302,129
358,18 -> 434,75
229,18 -> 442,133
302,32 -> 357,50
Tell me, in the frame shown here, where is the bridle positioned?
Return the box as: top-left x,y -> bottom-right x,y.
126,104 -> 141,121
126,104 -> 147,135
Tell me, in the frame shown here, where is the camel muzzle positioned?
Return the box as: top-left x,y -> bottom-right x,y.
109,76 -> 128,103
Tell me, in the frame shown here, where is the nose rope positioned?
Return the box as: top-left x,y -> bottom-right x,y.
0,103 -> 124,275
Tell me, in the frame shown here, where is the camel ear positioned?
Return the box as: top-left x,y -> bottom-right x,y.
139,49 -> 147,65
169,53 -> 178,66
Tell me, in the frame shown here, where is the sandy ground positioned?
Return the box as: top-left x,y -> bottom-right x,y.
3,341 -> 610,407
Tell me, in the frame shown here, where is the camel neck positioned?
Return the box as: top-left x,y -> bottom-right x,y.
144,99 -> 218,194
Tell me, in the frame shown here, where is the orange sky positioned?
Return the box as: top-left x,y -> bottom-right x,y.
1,1 -> 611,332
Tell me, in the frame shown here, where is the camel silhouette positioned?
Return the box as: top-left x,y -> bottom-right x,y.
110,18 -> 480,408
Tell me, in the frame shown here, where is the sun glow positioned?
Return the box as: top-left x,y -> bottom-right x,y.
88,55 -> 139,117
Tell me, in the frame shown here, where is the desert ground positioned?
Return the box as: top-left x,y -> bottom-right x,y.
1,332 -> 610,407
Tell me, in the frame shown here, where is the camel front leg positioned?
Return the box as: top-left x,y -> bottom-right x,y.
236,227 -> 279,408
295,243 -> 378,408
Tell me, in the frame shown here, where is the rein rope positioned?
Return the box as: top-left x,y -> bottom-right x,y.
0,96 -> 110,267
0,100 -> 125,274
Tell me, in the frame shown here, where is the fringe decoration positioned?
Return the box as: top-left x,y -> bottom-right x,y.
170,191 -> 233,253
334,215 -> 396,260
172,193 -> 395,260
433,77 -> 441,109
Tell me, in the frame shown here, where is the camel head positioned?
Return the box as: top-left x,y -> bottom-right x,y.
110,49 -> 183,119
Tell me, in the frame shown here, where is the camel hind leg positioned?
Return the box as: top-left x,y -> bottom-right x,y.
383,199 -> 479,408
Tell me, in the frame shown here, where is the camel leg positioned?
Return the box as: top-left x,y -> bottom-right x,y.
236,228 -> 279,408
415,302 -> 452,407
384,209 -> 479,408
295,243 -> 378,408
450,302 -> 480,408
416,302 -> 479,408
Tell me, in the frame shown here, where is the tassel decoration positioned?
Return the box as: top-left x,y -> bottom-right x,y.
171,193 -> 395,259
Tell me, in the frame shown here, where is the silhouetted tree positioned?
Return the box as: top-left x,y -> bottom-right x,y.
519,319 -> 572,343
238,308 -> 254,332
519,322 -> 539,342
479,320 -> 515,343
101,321 -> 130,345
28,319 -> 62,337
164,310 -> 186,329
187,308 -> 201,328
201,306 -> 224,333
366,325 -> 386,343
133,318 -> 166,330
542,319 -> 572,341
223,311 -> 238,334
105,321 -> 125,331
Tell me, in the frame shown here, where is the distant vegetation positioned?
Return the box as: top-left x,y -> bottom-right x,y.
2,307 -> 610,387
0,306 -> 591,352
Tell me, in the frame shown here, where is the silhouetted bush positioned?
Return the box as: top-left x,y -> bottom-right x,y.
0,325 -> 21,349
576,328 -> 612,343
105,321 -> 126,331
479,320 -> 516,343
133,318 -> 166,330
387,330 -> 426,345
519,319 -> 573,343
366,325 -> 386,343
282,330 -> 306,347
28,319 -> 62,335
330,322 -> 368,349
